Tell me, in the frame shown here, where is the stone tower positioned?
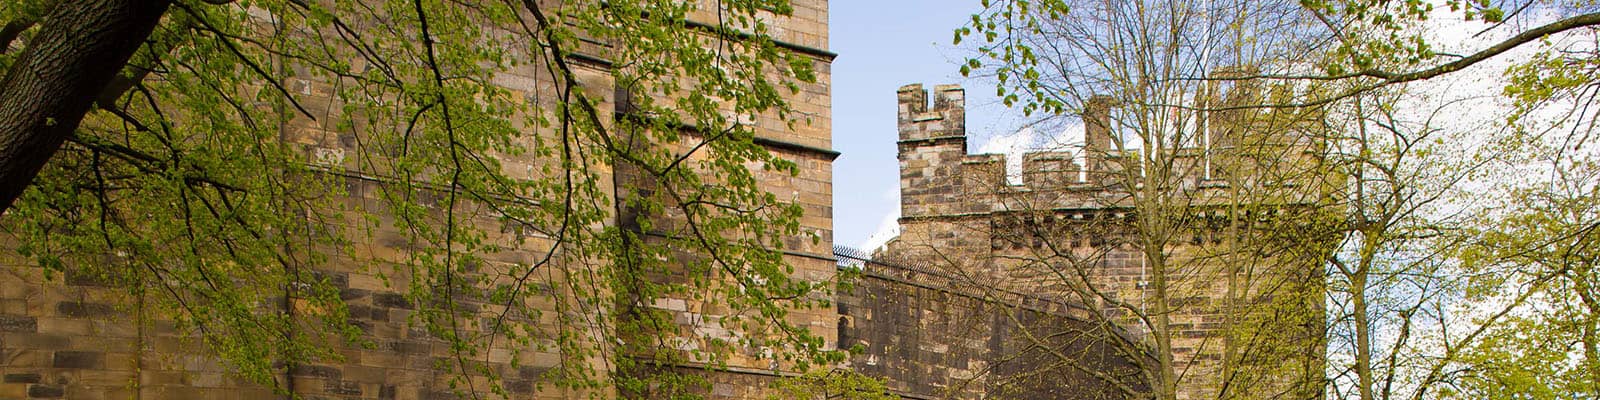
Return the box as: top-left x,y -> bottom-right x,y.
0,2 -> 838,399
878,83 -> 1328,400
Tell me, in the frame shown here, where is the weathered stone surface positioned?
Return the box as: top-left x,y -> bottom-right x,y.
27,384 -> 63,398
371,293 -> 411,309
4,373 -> 41,384
55,301 -> 114,318
0,314 -> 36,332
289,365 -> 341,380
52,351 -> 105,369
839,261 -> 1148,399
324,380 -> 362,396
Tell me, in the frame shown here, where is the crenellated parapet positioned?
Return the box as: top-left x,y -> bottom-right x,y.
896,84 -> 1142,219
896,81 -> 1322,220
897,83 -> 966,141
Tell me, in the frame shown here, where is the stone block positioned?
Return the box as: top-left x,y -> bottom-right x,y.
0,314 -> 36,332
27,384 -> 63,398
3,348 -> 52,368
340,365 -> 388,383
373,293 -> 412,309
55,302 -> 114,318
325,380 -> 362,396
290,364 -> 342,380
77,369 -> 136,387
341,288 -> 371,301
185,372 -> 225,388
53,351 -> 105,369
89,320 -> 138,338
0,299 -> 26,314
0,383 -> 25,399
35,318 -> 91,336
3,373 -> 40,383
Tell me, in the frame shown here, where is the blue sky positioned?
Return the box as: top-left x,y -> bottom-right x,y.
829,0 -> 1034,250
823,1 -> 1532,251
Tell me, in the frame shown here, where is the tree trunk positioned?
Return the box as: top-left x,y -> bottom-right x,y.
1150,244 -> 1178,400
1353,243 -> 1375,400
0,0 -> 170,213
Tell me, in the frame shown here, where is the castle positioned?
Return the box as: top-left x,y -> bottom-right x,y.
0,1 -> 1325,399
869,83 -> 1328,400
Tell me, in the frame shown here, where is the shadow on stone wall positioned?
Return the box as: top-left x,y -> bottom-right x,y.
836,248 -> 1149,400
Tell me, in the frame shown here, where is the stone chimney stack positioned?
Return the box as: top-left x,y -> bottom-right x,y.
898,84 -> 969,218
1083,95 -> 1117,176
1207,66 -> 1259,152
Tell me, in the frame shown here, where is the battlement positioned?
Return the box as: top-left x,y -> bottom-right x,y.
896,83 -> 1150,218
896,82 -> 1317,220
897,84 -> 967,141
957,151 -> 1087,189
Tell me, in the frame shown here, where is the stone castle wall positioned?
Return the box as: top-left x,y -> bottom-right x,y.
0,1 -> 838,399
837,254 -> 1147,400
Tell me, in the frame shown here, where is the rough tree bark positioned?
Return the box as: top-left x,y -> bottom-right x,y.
0,0 -> 170,213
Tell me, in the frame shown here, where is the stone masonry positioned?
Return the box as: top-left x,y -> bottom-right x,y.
837,248 -> 1149,400
0,1 -> 1325,399
872,83 -> 1328,400
0,1 -> 836,399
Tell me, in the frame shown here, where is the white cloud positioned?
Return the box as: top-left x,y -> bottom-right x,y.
979,127 -> 1037,185
864,188 -> 902,251
975,124 -> 1087,185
